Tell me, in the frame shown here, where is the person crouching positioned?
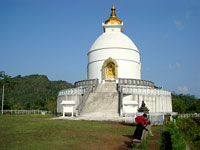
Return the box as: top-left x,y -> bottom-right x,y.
132,114 -> 148,142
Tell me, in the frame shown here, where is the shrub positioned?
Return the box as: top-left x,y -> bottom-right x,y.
161,123 -> 186,150
177,118 -> 200,150
160,130 -> 172,150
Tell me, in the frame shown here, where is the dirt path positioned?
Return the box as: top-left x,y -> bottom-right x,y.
82,132 -> 134,150
112,128 -> 162,150
61,123 -> 162,150
147,128 -> 162,150
100,134 -> 134,150
81,125 -> 162,150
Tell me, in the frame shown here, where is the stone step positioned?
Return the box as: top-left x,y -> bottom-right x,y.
80,83 -> 119,117
81,113 -> 119,118
95,82 -> 117,93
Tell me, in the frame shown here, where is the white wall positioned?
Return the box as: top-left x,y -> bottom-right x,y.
88,47 -> 141,81
121,92 -> 172,115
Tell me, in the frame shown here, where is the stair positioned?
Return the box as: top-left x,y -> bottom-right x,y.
80,82 -> 119,117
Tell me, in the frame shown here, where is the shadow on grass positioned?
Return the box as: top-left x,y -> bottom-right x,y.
122,135 -> 134,149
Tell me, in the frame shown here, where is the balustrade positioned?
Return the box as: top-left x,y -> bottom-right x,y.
58,87 -> 88,96
74,79 -> 99,88
120,86 -> 171,96
3,110 -> 51,115
118,78 -> 155,87
178,113 -> 200,118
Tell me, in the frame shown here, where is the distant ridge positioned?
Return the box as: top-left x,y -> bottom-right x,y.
1,74 -> 73,111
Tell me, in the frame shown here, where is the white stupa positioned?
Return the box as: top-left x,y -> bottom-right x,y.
57,4 -> 173,119
88,5 -> 141,81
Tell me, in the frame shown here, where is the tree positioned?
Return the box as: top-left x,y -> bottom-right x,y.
0,71 -> 18,91
172,98 -> 186,113
0,71 -> 19,112
172,93 -> 199,114
187,100 -> 200,113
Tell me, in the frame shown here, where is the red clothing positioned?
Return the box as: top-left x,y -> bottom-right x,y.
135,116 -> 147,127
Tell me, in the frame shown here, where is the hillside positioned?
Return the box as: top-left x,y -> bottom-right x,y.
0,74 -> 73,111
172,93 -> 200,113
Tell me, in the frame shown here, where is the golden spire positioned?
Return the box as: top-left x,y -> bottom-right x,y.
105,3 -> 122,24
111,3 -> 116,17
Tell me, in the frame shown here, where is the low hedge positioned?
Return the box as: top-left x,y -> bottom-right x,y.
160,123 -> 186,150
177,118 -> 200,150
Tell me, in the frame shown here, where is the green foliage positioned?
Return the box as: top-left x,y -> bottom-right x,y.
161,123 -> 186,150
177,118 -> 200,150
0,71 -> 19,90
0,71 -> 20,110
132,136 -> 150,150
0,71 -> 5,78
2,99 -> 12,110
172,98 -> 186,113
172,93 -> 199,113
187,100 -> 200,113
0,72 -> 73,111
139,136 -> 150,150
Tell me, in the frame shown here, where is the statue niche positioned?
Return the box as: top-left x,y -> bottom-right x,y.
107,62 -> 115,79
102,57 -> 118,80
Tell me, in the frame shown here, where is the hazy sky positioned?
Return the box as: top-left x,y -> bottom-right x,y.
0,0 -> 200,98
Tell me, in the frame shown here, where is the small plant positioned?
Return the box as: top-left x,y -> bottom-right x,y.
132,134 -> 150,150
177,118 -> 200,150
160,122 -> 186,150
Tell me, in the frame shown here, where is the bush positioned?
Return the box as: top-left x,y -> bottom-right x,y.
161,123 -> 186,150
160,131 -> 172,150
177,118 -> 200,150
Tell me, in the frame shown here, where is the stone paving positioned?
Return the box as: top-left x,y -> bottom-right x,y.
49,116 -> 126,122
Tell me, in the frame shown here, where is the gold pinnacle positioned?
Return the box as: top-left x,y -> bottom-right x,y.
105,3 -> 122,24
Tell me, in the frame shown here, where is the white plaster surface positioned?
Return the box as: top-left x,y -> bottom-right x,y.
87,23 -> 141,82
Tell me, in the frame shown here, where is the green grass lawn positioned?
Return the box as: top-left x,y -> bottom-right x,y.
0,114 -> 163,150
0,114 -> 137,150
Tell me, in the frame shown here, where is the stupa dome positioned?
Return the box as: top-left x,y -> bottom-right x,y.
87,3 -> 141,81
89,32 -> 139,52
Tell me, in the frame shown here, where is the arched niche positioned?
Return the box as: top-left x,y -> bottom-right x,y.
102,57 -> 118,80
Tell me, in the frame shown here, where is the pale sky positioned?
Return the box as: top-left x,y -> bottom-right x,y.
0,0 -> 200,98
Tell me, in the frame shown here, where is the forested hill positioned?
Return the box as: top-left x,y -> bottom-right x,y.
172,93 -> 200,114
0,74 -> 73,111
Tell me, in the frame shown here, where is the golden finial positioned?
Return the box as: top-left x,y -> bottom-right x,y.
105,3 -> 122,24
110,3 -> 116,18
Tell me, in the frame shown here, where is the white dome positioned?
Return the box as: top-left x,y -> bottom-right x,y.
89,32 -> 139,52
87,20 -> 141,82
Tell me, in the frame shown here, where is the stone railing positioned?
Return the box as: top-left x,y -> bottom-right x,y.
118,78 -> 155,87
120,86 -> 171,96
58,87 -> 87,96
178,113 -> 200,118
76,79 -> 99,116
74,79 -> 99,88
2,110 -> 51,115
125,112 -> 165,125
